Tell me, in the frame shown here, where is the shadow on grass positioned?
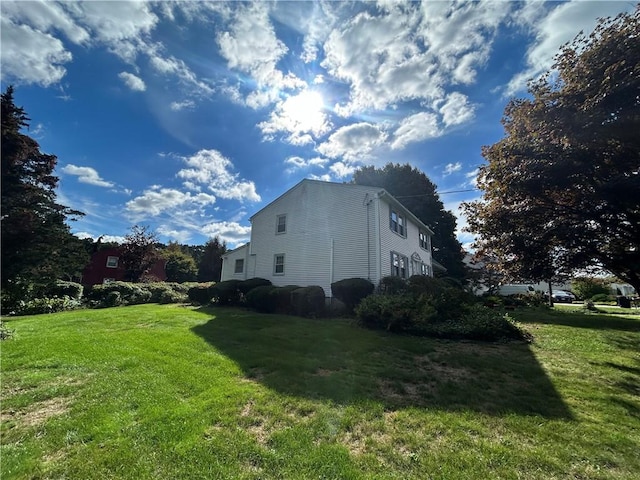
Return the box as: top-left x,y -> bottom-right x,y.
515,308 -> 640,332
192,307 -> 572,419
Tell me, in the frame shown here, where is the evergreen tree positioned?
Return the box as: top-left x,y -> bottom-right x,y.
197,236 -> 227,282
1,86 -> 86,303
162,242 -> 198,283
353,163 -> 466,280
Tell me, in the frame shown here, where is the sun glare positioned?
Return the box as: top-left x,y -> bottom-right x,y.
282,90 -> 325,125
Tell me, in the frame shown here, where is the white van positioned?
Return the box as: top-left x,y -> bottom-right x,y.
497,284 -> 536,296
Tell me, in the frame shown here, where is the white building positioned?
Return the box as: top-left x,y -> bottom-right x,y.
221,179 -> 435,297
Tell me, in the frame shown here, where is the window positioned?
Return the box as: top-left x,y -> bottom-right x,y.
274,254 -> 285,275
419,230 -> 430,251
420,263 -> 431,276
106,256 -> 119,268
234,259 -> 244,274
389,208 -> 405,237
391,252 -> 408,278
276,214 -> 287,234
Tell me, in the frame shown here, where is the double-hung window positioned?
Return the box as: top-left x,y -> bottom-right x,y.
106,256 -> 119,268
390,209 -> 405,237
234,259 -> 244,274
391,252 -> 408,278
419,230 -> 430,251
276,214 -> 287,234
274,254 -> 285,275
420,263 -> 431,276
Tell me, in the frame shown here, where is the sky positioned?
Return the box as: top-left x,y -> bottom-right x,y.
1,1 -> 635,249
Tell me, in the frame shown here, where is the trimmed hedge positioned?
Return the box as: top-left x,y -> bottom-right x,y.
238,278 -> 272,295
47,280 -> 84,300
188,283 -> 214,305
210,280 -> 242,306
291,286 -> 325,318
246,285 -> 278,313
331,278 -> 374,312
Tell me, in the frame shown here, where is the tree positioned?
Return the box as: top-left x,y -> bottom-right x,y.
1,86 -> 86,300
162,242 -> 198,283
464,9 -> 640,293
352,163 -> 466,280
197,236 -> 227,282
120,225 -> 160,282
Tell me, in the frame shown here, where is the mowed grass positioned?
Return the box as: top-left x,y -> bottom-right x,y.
1,304 -> 639,479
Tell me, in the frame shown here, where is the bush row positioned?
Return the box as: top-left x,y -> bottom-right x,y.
355,276 -> 530,342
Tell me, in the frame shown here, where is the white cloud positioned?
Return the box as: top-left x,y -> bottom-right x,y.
439,92 -> 475,127
391,112 -> 440,150
465,168 -> 480,187
170,100 -> 196,111
0,16 -> 72,86
74,232 -> 125,244
157,226 -> 192,244
506,1 -> 634,96
443,162 -> 462,176
201,221 -> 252,246
217,2 -> 304,106
177,149 -> 261,202
118,71 -> 146,92
329,161 -> 355,179
317,122 -> 387,161
126,186 -> 216,218
61,164 -> 115,188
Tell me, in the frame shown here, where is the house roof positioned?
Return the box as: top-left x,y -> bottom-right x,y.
221,242 -> 249,259
249,178 -> 435,235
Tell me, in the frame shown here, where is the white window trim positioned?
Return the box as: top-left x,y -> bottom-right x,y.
389,208 -> 406,237
391,251 -> 408,278
106,256 -> 119,268
419,230 -> 431,251
276,214 -> 287,234
273,253 -> 285,275
234,258 -> 244,274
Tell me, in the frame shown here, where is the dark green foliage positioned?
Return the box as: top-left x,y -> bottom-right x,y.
210,280 -> 242,306
572,277 -> 610,300
157,290 -> 189,304
1,86 -> 87,311
273,285 -> 301,314
353,163 -> 466,280
355,294 -> 418,332
162,243 -> 198,282
14,296 -> 81,316
246,285 -> 278,313
187,283 -> 214,305
238,278 -> 272,295
378,276 -> 408,295
46,280 -> 84,300
144,283 -> 176,303
87,282 -> 152,307
291,286 -> 326,318
331,278 -> 374,312
591,293 -> 616,303
197,236 -> 226,282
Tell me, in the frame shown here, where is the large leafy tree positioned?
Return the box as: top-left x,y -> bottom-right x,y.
464,9 -> 640,293
120,225 -> 160,282
1,86 -> 86,295
353,163 -> 466,280
197,236 -> 227,282
161,242 -> 198,283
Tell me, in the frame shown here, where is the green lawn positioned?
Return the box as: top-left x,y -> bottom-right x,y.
1,304 -> 639,479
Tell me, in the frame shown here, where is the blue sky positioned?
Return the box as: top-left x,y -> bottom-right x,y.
1,1 -> 634,249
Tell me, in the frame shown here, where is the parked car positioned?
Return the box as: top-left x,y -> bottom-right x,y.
552,290 -> 576,303
497,284 -> 536,296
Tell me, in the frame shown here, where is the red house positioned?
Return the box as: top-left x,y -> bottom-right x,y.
81,247 -> 167,286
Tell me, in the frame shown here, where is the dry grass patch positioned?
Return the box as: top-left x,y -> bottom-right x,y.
3,396 -> 71,428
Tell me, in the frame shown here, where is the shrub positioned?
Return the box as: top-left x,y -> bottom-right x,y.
238,278 -> 272,296
246,285 -> 278,313
331,278 -> 374,312
355,294 -> 417,332
87,282 -> 151,306
291,286 -> 326,318
188,283 -> 213,305
591,293 -> 615,303
47,280 -> 84,300
0,320 -> 14,340
572,277 -> 609,300
378,276 -> 407,295
15,296 -> 81,316
210,280 -> 242,306
429,305 -> 530,341
104,291 -> 122,308
272,285 -> 301,314
158,290 -> 189,304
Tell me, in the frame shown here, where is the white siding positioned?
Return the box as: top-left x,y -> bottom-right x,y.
378,197 -> 433,279
220,244 -> 250,281
249,181 -> 382,295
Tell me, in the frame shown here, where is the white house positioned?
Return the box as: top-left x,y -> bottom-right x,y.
221,179 -> 435,297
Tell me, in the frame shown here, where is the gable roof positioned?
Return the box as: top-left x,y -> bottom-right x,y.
249,179 -> 435,235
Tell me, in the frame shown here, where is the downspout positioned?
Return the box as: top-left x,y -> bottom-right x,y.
374,193 -> 382,284
329,238 -> 335,298
364,194 -> 372,280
